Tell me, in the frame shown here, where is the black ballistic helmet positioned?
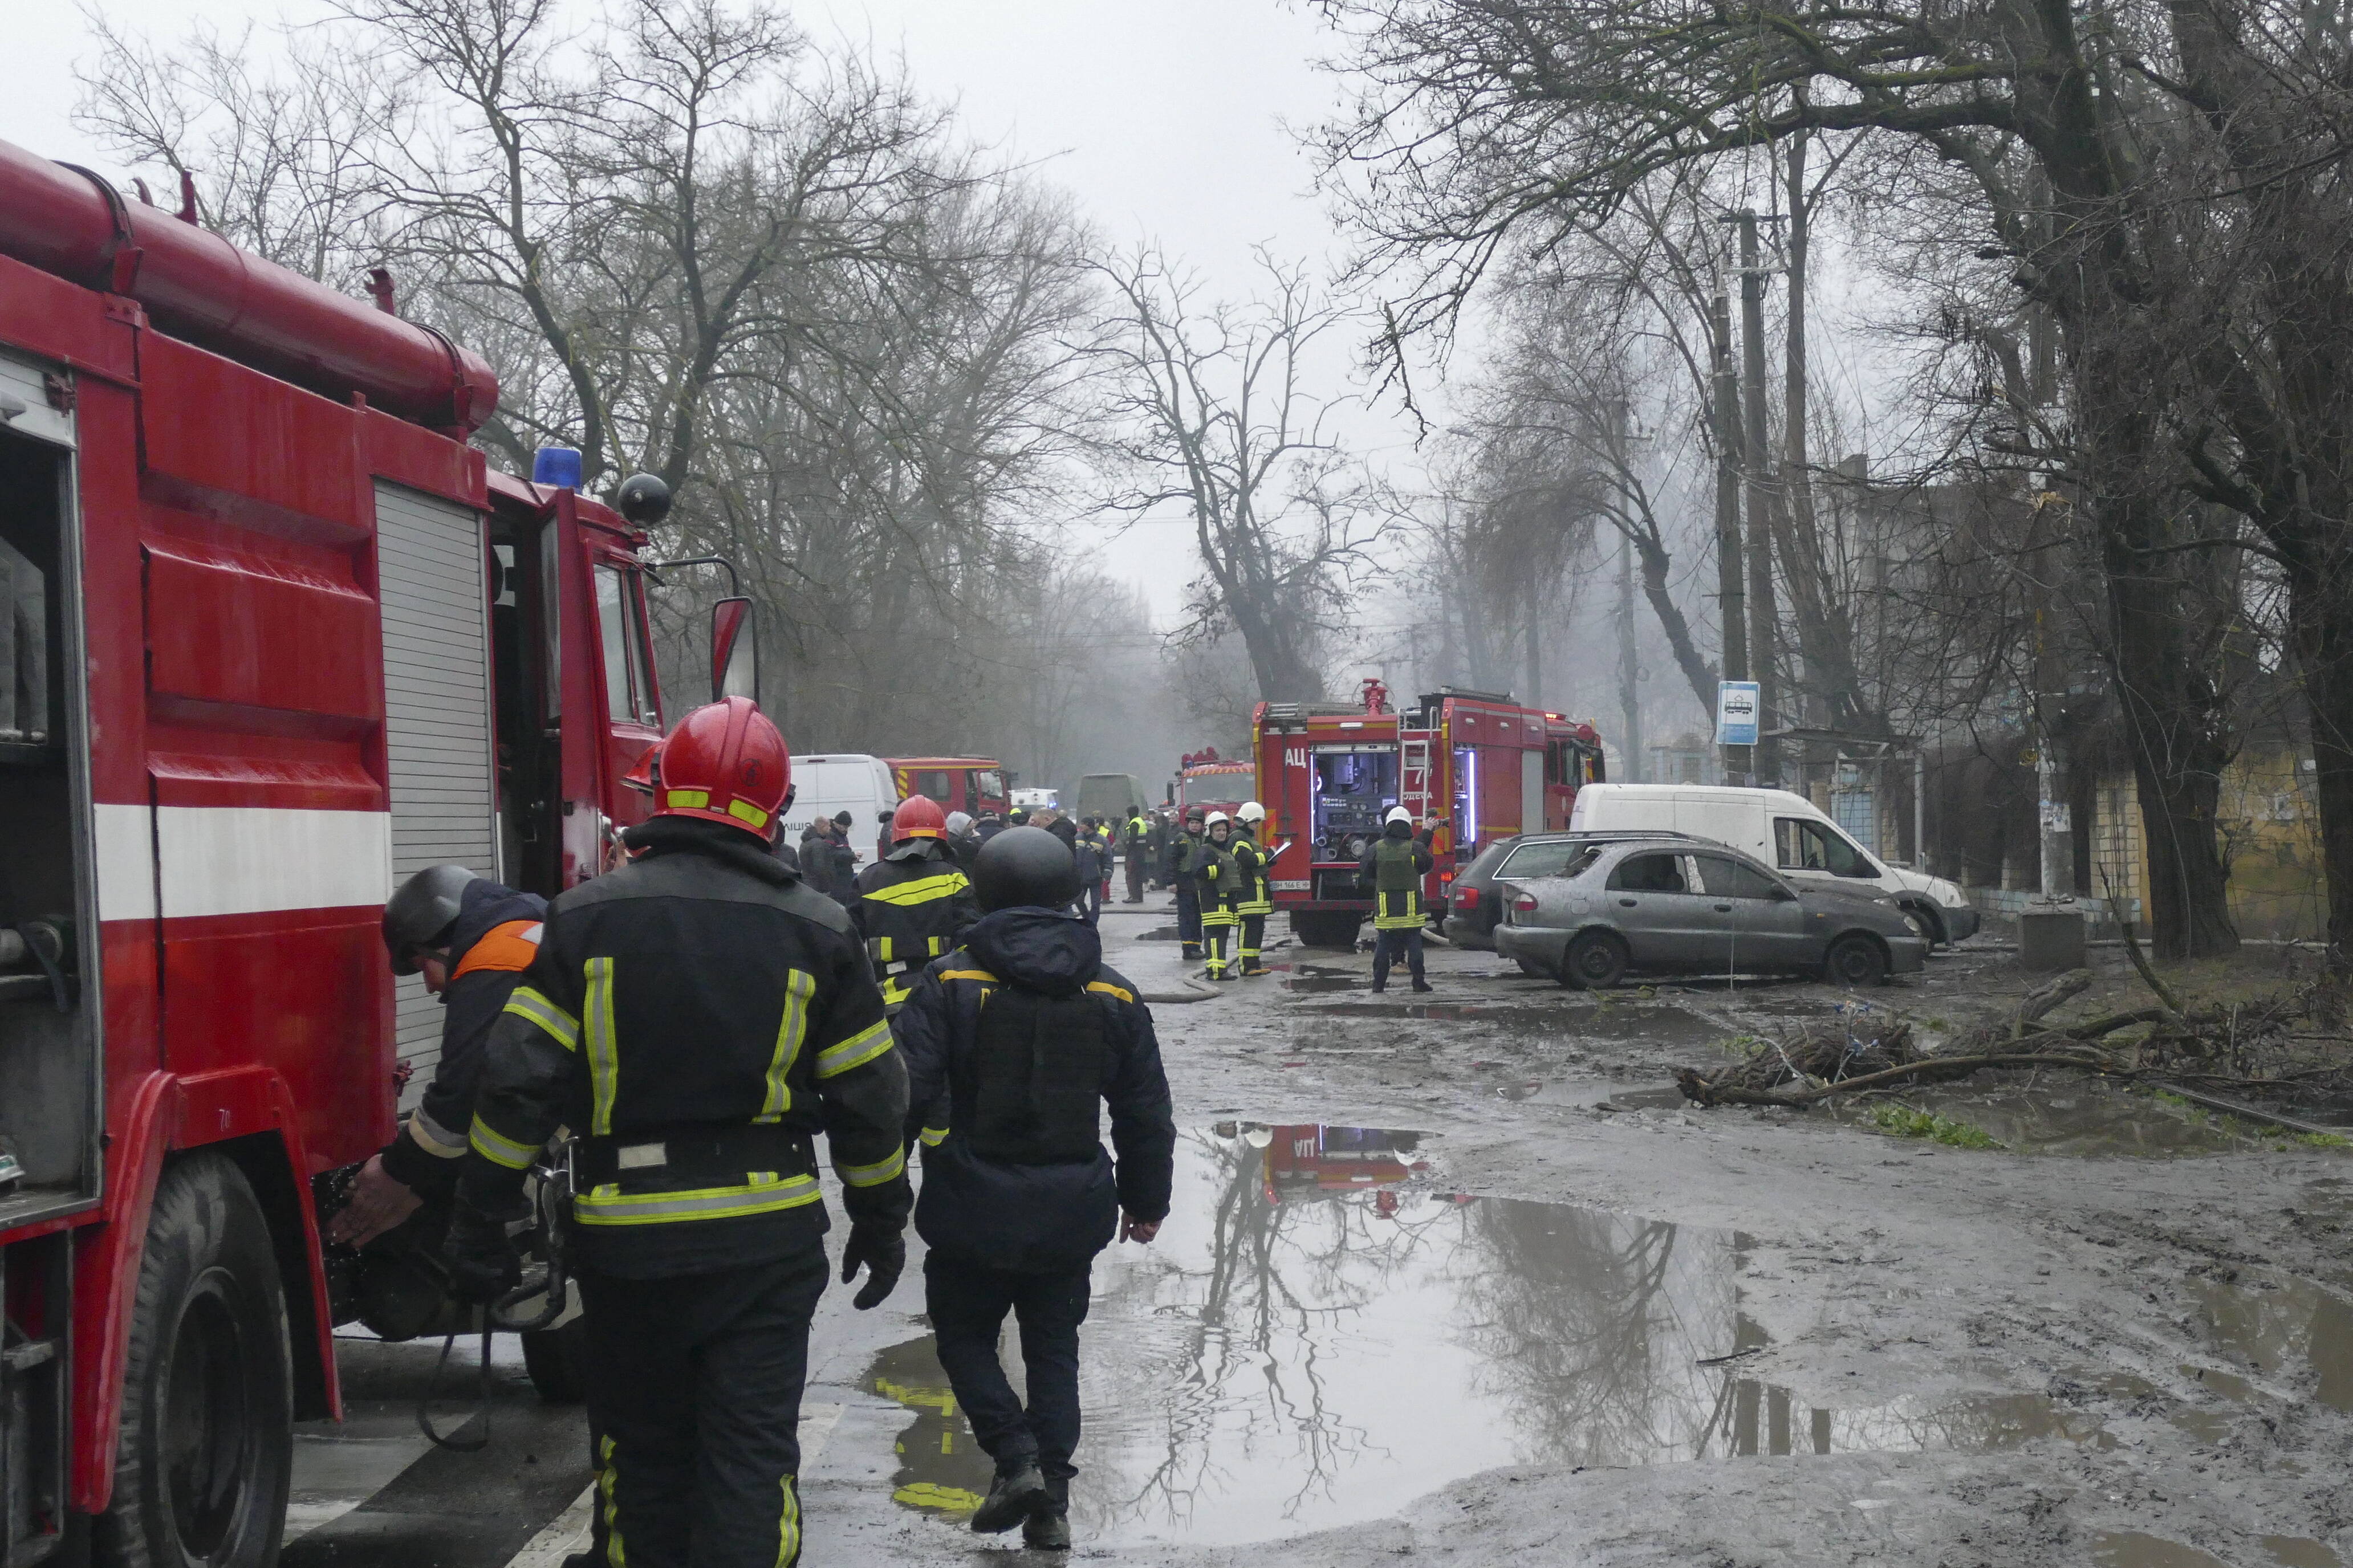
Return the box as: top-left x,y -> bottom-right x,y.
383,864 -> 477,975
972,826 -> 1080,913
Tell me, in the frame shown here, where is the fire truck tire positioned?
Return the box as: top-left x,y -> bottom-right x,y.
521,1319 -> 590,1404
95,1152 -> 293,1568
1290,912 -> 1363,950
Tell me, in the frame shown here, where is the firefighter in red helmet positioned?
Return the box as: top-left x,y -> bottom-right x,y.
853,795 -> 981,1017
446,696 -> 908,1568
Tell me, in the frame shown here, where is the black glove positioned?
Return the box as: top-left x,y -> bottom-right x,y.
442,1203 -> 522,1305
838,1224 -> 905,1311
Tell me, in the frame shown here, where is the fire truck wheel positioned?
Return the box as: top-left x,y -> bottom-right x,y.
521,1319 -> 590,1404
1290,912 -> 1363,950
96,1152 -> 293,1568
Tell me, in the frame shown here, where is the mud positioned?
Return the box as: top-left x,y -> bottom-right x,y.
785,910 -> 2353,1567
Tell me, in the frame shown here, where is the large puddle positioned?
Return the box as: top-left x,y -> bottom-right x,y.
862,1126 -> 2115,1546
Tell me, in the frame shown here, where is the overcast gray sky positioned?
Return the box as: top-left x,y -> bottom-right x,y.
8,0 -> 1436,626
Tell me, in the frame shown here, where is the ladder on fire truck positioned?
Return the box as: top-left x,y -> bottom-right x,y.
1400,733 -> 1435,820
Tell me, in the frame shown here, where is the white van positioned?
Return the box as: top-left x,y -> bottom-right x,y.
782,754 -> 899,868
1568,783 -> 1979,945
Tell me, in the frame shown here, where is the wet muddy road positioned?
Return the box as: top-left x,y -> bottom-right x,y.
302,894 -> 2353,1565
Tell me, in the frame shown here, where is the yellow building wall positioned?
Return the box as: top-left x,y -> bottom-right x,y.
2090,751 -> 2327,940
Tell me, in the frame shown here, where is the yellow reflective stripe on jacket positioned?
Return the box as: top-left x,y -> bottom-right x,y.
503,987 -> 579,1050
937,969 -> 997,984
861,871 -> 969,907
919,1126 -> 949,1147
838,1146 -> 906,1187
468,1114 -> 538,1170
599,1436 -> 624,1563
584,956 -> 619,1136
875,935 -> 895,962
574,1172 -> 823,1226
815,1019 -> 894,1079
1374,889 -> 1424,930
1086,980 -> 1134,1003
759,968 -> 816,1122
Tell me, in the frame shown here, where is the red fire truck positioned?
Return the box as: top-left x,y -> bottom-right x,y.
1252,680 -> 1606,947
0,136 -> 746,1564
1171,749 -> 1254,819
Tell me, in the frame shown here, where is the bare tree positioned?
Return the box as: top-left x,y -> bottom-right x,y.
1092,246 -> 1389,703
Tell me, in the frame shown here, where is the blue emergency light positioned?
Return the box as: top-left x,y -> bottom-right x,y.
533,446 -> 584,489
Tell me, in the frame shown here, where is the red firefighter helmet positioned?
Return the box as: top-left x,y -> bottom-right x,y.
891,795 -> 947,841
652,697 -> 790,838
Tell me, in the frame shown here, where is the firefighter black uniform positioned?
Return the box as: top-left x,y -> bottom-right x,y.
854,797 -> 980,1016
1358,807 -> 1434,993
1232,807 -> 1273,978
373,869 -> 548,1201
1121,810 -> 1150,902
1145,812 -> 1171,890
449,698 -> 910,1568
1197,814 -> 1243,980
894,828 -> 1176,1549
1169,813 -> 1206,958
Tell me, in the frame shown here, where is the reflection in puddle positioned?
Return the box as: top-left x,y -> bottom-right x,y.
867,1338 -> 993,1516
871,1126 -> 2111,1546
2093,1533 -> 2236,1567
2186,1273 -> 2353,1412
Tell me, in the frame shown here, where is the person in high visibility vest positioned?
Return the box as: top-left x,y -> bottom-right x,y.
1357,805 -> 1434,993
1122,808 -> 1151,903
854,795 -> 981,1016
446,698 -> 910,1568
1170,807 -> 1207,959
1232,801 -> 1274,978
1197,811 -> 1243,980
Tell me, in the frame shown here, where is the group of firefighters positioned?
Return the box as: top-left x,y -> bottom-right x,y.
328,697 -> 1178,1566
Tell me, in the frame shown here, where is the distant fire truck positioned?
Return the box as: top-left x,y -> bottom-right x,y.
1171,748 -> 1255,819
0,134 -> 753,1565
1252,679 -> 1606,947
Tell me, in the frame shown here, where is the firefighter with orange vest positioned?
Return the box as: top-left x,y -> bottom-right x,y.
327,867 -> 548,1247
445,697 -> 909,1568
853,795 -> 982,1016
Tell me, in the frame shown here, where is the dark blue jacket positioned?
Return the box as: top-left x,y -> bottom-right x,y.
380,879 -> 547,1194
895,907 -> 1175,1271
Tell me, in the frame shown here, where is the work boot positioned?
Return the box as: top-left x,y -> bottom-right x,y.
1411,978 -> 1433,993
1181,944 -> 1202,960
1024,1475 -> 1071,1550
972,1461 -> 1048,1534
1242,964 -> 1271,978
1023,1511 -> 1072,1550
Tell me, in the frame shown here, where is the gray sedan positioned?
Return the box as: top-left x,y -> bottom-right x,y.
1493,838 -> 1928,989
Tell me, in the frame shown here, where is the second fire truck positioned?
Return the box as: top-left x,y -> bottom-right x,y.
1253,679 -> 1606,947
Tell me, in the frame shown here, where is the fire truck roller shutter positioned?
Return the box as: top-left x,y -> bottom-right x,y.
375,482 -> 498,1101
1522,748 -> 1544,841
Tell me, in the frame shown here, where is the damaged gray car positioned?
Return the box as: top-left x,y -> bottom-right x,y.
1493,837 -> 1929,989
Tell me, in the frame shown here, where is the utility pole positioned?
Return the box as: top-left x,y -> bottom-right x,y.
1611,397 -> 1643,782
1526,577 -> 1542,708
1712,291 -> 1749,784
1738,209 -> 1782,786
1619,530 -> 1642,783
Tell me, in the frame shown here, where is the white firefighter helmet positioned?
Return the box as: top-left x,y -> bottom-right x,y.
1238,801 -> 1266,824
1384,805 -> 1413,826
1205,810 -> 1230,827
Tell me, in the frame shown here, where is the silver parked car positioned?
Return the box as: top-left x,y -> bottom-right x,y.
1493,837 -> 1928,989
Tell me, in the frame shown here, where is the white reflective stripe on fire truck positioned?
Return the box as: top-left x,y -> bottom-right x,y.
94,804 -> 392,921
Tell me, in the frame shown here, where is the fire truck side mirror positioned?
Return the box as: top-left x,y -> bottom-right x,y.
711,596 -> 758,704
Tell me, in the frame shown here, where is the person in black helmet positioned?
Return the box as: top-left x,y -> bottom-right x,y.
892,827 -> 1176,1551
327,865 -> 547,1248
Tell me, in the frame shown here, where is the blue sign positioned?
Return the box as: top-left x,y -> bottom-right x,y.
1716,681 -> 1761,747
